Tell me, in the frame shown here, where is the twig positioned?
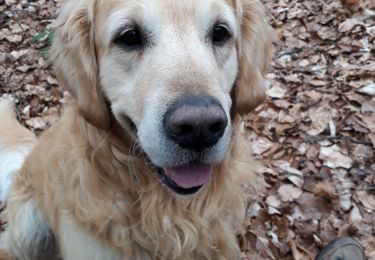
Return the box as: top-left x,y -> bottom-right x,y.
304,135 -> 372,146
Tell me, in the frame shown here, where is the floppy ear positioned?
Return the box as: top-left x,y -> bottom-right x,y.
233,0 -> 274,115
51,0 -> 110,129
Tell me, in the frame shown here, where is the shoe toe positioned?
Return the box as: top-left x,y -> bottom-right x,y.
315,237 -> 365,260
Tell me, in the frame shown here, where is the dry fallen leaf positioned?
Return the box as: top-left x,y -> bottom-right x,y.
278,184 -> 302,202
338,18 -> 363,33
356,191 -> 375,211
251,137 -> 274,155
356,83 -> 375,96
266,84 -> 287,99
319,145 -> 353,169
307,105 -> 338,136
266,195 -> 282,209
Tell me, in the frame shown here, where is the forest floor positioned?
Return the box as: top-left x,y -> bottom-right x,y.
0,0 -> 374,259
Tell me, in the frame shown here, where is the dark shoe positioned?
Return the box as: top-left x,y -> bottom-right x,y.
315,237 -> 365,260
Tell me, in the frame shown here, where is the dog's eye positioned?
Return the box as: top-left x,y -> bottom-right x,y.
117,27 -> 143,50
211,24 -> 231,46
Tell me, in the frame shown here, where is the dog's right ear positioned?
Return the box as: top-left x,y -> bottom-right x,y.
232,0 -> 274,116
51,0 -> 110,129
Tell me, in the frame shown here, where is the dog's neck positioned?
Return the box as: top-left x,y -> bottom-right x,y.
65,102 -> 246,258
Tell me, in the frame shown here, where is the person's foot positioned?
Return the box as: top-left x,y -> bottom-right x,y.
315,237 -> 365,260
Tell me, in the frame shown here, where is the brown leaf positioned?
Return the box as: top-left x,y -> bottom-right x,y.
278,184 -> 302,202
356,191 -> 375,211
319,145 -> 353,169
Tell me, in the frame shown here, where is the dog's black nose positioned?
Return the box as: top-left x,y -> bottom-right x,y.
164,96 -> 228,150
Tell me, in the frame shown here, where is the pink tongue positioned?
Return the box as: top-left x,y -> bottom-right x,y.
164,163 -> 213,189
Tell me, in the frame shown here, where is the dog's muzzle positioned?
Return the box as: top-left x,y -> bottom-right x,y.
154,95 -> 228,195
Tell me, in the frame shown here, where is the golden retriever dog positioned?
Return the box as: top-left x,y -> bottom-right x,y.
0,0 -> 272,259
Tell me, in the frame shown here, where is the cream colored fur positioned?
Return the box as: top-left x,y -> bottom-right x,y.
0,0 -> 272,259
0,100 -> 36,203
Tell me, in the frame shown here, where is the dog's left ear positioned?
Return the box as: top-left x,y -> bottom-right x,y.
233,0 -> 274,116
51,0 -> 110,129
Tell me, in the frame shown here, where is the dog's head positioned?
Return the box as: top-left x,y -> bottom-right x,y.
52,0 -> 272,195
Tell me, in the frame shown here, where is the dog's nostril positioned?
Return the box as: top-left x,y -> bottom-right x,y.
178,124 -> 194,135
209,121 -> 225,134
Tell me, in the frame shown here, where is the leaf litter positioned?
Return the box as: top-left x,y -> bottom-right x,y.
243,0 -> 375,258
0,0 -> 374,258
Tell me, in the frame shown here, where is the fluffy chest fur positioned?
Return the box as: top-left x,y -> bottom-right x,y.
21,104 -> 245,259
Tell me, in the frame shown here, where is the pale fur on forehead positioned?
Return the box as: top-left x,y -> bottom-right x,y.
103,0 -> 239,46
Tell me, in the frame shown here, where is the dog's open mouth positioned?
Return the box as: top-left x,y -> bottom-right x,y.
157,162 -> 213,195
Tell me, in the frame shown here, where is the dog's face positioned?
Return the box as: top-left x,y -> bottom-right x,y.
52,0 -> 272,195
99,0 -> 238,194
